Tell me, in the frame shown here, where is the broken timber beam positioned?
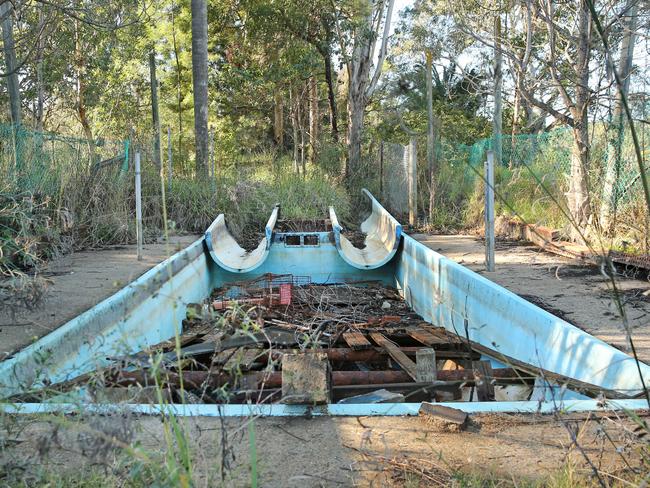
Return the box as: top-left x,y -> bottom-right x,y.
369,332 -> 418,380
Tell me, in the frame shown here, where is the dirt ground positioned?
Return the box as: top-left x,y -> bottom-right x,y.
413,234 -> 650,364
1,411 -> 647,486
2,233 -> 650,485
0,235 -> 199,361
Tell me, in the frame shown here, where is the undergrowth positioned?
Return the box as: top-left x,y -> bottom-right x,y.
0,148 -> 350,312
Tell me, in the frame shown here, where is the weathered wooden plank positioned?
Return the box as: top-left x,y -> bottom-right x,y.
369,332 -> 418,380
417,324 -> 463,344
416,348 -> 437,382
343,331 -> 372,350
419,402 -> 468,430
407,328 -> 446,346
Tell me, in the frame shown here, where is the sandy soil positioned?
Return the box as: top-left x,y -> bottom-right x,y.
0,235 -> 199,361
1,411 -> 645,486
413,234 -> 650,364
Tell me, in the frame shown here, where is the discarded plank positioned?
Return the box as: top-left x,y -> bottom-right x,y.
418,402 -> 468,431
416,348 -> 437,382
417,325 -> 463,344
408,328 -> 446,346
369,332 -> 418,380
281,352 -> 331,404
343,331 -> 372,350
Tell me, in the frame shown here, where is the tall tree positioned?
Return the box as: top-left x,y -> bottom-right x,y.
599,0 -> 639,233
1,1 -> 21,128
492,11 -> 502,166
191,0 -> 209,177
341,0 -> 395,179
452,0 -> 597,237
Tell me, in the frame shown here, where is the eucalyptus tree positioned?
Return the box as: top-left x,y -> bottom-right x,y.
1,1 -> 21,128
450,0 -> 605,237
334,0 -> 395,179
599,0 -> 641,233
191,0 -> 208,177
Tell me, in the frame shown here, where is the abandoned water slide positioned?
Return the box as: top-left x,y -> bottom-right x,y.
1,190 -> 649,416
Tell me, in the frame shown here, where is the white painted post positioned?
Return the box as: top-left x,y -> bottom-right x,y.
135,151 -> 143,261
408,137 -> 417,226
485,150 -> 495,271
167,126 -> 172,190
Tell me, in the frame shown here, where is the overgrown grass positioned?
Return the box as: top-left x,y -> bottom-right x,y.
0,146 -> 351,315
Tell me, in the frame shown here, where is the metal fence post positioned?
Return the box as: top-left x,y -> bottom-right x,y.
485,150 -> 495,271
135,150 -> 143,261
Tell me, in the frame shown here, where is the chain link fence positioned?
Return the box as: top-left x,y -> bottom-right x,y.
377,126 -> 649,249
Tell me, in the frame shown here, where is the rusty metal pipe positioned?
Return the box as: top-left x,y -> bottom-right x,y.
111,367 -> 519,390
255,367 -> 519,389
264,347 -> 477,363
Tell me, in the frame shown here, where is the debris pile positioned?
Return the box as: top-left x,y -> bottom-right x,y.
38,274 -> 537,405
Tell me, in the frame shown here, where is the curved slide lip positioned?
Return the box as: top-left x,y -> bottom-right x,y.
205,205 -> 279,273
330,189 -> 402,270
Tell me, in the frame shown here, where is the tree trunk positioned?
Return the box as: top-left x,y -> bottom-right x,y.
273,88 -> 284,146
568,124 -> 591,236
492,13 -> 503,166
171,4 -> 183,166
36,7 -> 45,134
191,0 -> 209,178
150,51 -> 162,169
425,50 -> 435,222
509,71 -> 521,168
1,1 -> 21,128
566,0 -> 593,239
74,20 -> 95,164
347,90 -> 365,180
308,76 -> 319,164
599,0 -> 638,234
290,86 -> 300,174
345,0 -> 395,181
323,53 -> 338,142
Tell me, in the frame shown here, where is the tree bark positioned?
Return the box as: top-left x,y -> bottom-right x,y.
566,0 -> 592,238
150,51 -> 162,169
346,90 -> 365,179
493,13 -> 503,166
74,20 -> 95,164
323,53 -> 338,142
36,7 -> 45,134
191,0 -> 209,178
170,3 -> 184,166
308,76 -> 319,164
599,0 -> 638,234
425,50 -> 435,222
290,86 -> 300,174
273,88 -> 284,146
1,1 -> 21,128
